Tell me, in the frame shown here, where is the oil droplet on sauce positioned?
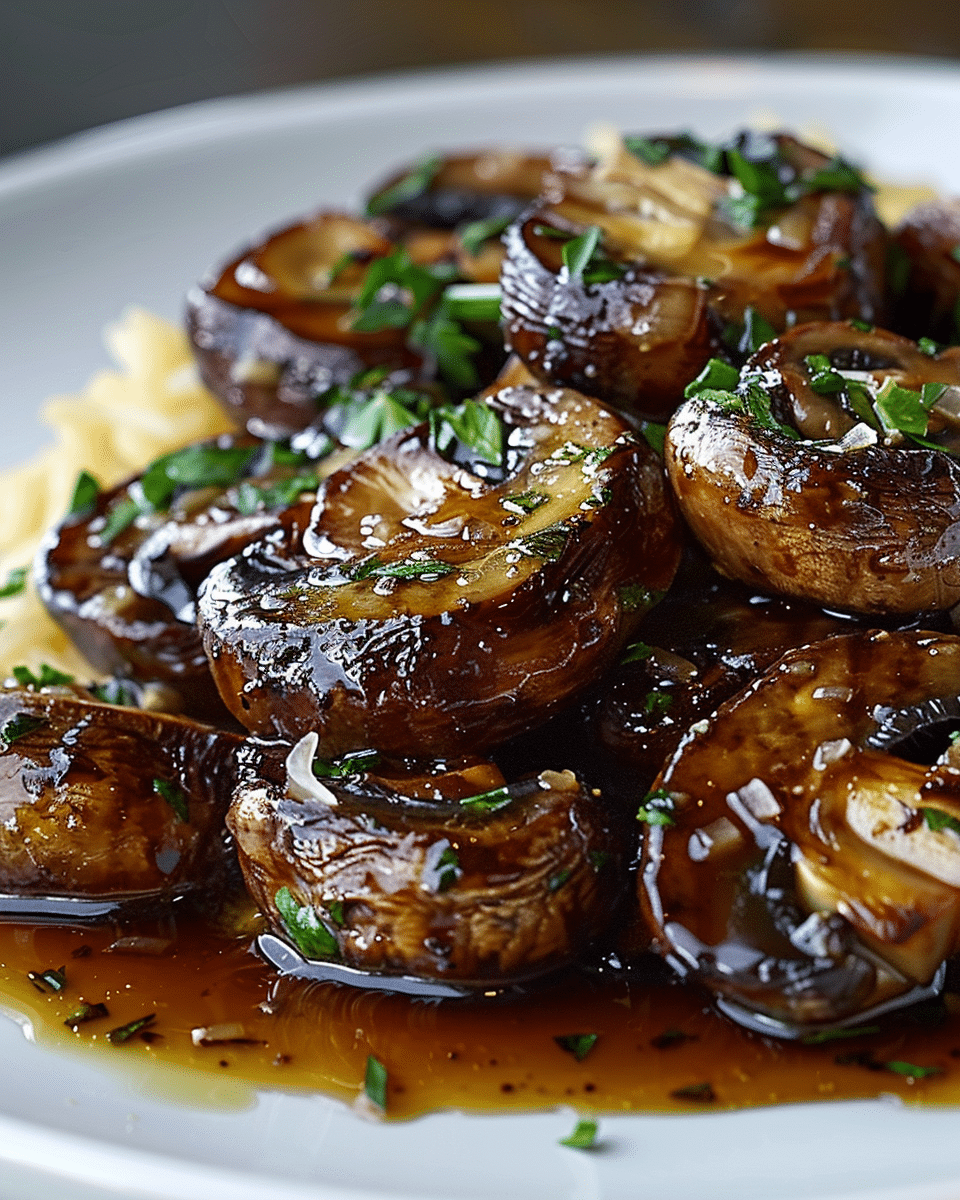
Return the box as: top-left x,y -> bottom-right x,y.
2,892 -> 960,1120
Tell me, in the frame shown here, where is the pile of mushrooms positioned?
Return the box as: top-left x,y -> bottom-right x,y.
10,126 -> 960,1031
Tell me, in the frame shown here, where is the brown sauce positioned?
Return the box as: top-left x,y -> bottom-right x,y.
2,893 -> 960,1119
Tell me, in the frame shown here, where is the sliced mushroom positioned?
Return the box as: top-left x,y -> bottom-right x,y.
187,213 -> 426,436
229,734 -> 623,990
588,560 -> 854,788
892,197 -> 960,342
665,323 -> 960,613
638,629 -> 960,1036
34,434 -> 325,718
500,130 -> 887,420
198,370 -> 680,757
0,684 -> 242,917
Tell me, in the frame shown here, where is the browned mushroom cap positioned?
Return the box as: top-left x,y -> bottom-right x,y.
187,213 -> 424,436
665,324 -> 960,613
34,434 -> 323,718
638,629 -> 960,1036
0,685 -> 243,917
892,198 -> 960,343
198,372 -> 680,758
500,131 -> 887,421
229,734 -> 623,989
589,563 -> 854,787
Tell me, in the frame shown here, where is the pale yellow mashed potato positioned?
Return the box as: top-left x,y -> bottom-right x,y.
0,308 -> 232,680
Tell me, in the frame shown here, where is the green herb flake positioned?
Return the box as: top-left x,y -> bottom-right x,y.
64,1001 -> 109,1030
950,245 -> 960,266
441,282 -> 501,324
429,398 -> 504,470
98,496 -> 141,545
684,357 -> 740,399
643,690 -> 673,717
873,377 -> 930,438
459,786 -> 513,813
804,353 -> 846,396
918,337 -> 941,357
366,155 -> 441,216
884,1060 -> 944,1079
547,868 -> 572,893
0,566 -> 27,599
233,473 -> 318,516
922,807 -> 960,836
275,886 -> 340,960
621,640 -> 653,664
511,521 -> 570,563
554,1033 -> 598,1062
153,778 -> 188,823
801,1024 -> 882,1045
559,1118 -> 599,1149
106,1013 -> 156,1045
623,135 -> 672,166
562,226 -> 602,279
364,1053 -> 389,1109
588,849 -> 610,872
327,901 -> 345,928
0,713 -> 46,748
140,443 -> 256,510
436,846 -> 461,892
68,469 -> 101,517
90,679 -> 139,707
637,788 -> 677,827
350,554 -> 457,583
501,489 -> 549,517
640,421 -> 667,456
12,663 -> 74,689
670,1081 -> 716,1103
27,966 -> 67,993
312,748 -> 380,779
459,212 -> 514,257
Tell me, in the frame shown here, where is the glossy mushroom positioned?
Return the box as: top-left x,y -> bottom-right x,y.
0,683 -> 243,918
892,197 -> 960,343
638,629 -> 960,1036
500,130 -> 887,421
229,734 -> 623,990
198,371 -> 680,758
665,323 -> 960,613
34,434 -> 324,718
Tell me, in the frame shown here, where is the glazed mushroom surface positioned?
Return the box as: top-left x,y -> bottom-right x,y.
0,684 -> 242,915
639,629 -> 960,1036
665,322 -> 960,613
501,130 -> 887,420
198,368 -> 680,756
229,734 -> 623,989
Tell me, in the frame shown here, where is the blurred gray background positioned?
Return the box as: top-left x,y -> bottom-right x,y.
4,0 -> 960,159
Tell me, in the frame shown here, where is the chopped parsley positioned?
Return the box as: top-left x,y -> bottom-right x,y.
804,353 -> 847,396
106,1013 -> 156,1045
67,469 -> 100,517
349,554 -> 457,583
436,846 -> 461,891
511,521 -> 571,563
322,382 -> 433,453
560,225 -> 626,284
233,473 -> 318,516
501,489 -> 549,516
459,786 -> 514,813
921,807 -> 960,836
274,887 -> 339,960
0,566 -> 27,599
670,1081 -> 716,1103
12,663 -> 74,689
0,713 -> 46,748
547,868 -> 572,893
153,778 -> 189,823
459,212 -> 514,256
559,1118 -> 599,1149
620,641 -> 653,665
721,306 -> 777,356
554,1033 -> 598,1062
98,496 -> 141,545
140,443 -> 257,510
312,748 -> 380,779
684,357 -> 740,399
643,689 -> 673,717
28,966 -> 67,993
64,1001 -> 109,1030
364,1053 -> 389,1109
366,155 -> 441,216
429,398 -> 504,473
801,1024 -> 881,1045
637,788 -> 677,827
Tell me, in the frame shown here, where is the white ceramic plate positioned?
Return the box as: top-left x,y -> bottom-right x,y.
3,52 -> 960,1200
